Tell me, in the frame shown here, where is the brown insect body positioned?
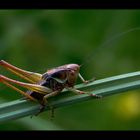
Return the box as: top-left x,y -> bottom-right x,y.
43,64 -> 80,88
29,64 -> 80,102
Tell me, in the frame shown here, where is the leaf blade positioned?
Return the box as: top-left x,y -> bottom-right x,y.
0,71 -> 140,123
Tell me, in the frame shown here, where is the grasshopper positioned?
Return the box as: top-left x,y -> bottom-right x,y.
0,60 -> 101,115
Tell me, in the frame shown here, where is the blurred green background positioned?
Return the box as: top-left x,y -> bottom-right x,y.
0,10 -> 140,130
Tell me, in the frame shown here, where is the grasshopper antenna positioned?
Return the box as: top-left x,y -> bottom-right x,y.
81,27 -> 140,67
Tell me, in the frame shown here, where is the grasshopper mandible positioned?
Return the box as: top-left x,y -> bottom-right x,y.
0,60 -> 101,115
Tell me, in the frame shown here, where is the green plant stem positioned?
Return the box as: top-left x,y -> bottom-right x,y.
0,71 -> 140,123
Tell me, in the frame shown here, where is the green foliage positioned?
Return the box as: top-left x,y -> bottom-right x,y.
0,10 -> 140,130
0,71 -> 140,125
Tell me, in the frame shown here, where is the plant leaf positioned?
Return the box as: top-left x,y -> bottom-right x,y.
0,71 -> 140,123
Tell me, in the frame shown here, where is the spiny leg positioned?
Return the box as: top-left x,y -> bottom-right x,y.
77,73 -> 102,97
0,74 -> 57,117
0,60 -> 42,83
78,73 -> 96,84
0,75 -> 52,94
67,87 -> 102,98
0,74 -> 61,117
0,78 -> 36,101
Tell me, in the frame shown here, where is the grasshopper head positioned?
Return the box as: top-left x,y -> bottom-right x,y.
65,64 -> 80,87
66,64 -> 80,73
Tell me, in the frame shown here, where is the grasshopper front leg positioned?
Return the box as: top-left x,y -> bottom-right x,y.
67,87 -> 102,98
78,73 -> 96,84
77,73 -> 102,97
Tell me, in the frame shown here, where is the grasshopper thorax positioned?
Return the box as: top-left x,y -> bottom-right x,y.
42,63 -> 80,88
